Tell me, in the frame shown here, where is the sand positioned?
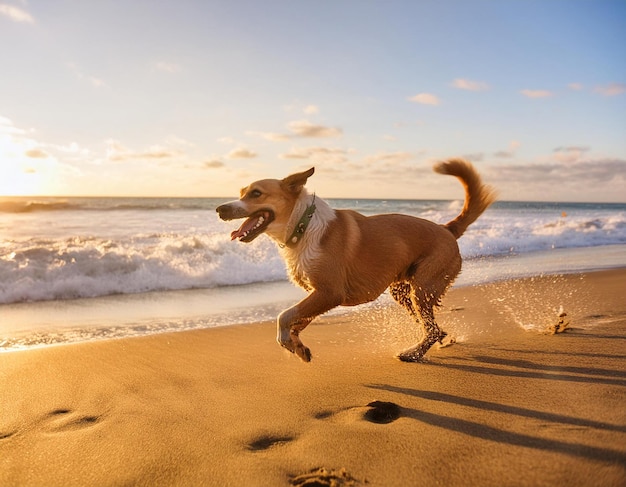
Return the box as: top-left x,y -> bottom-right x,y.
1,269 -> 625,487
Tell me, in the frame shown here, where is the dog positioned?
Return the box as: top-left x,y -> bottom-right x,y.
216,159 -> 496,362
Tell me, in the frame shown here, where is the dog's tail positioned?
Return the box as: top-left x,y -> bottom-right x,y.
434,158 -> 497,239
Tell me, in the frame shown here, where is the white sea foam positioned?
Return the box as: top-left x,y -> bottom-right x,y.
0,233 -> 286,303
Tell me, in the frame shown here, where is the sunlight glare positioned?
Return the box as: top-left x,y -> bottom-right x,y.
0,137 -> 48,196
0,166 -> 46,196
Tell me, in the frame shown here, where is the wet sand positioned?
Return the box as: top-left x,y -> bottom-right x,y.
1,269 -> 625,486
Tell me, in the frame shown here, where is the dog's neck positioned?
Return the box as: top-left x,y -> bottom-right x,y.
284,196 -> 316,248
280,190 -> 335,249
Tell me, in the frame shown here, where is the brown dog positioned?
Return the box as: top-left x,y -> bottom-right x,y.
216,159 -> 496,362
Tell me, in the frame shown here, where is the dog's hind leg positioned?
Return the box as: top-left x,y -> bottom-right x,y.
394,282 -> 449,363
389,281 -> 418,318
277,290 -> 342,362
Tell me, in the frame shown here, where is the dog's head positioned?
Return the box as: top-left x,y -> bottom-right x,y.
216,167 -> 315,243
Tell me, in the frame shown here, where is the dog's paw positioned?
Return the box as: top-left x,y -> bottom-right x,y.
396,351 -> 424,363
295,344 -> 312,362
396,341 -> 434,362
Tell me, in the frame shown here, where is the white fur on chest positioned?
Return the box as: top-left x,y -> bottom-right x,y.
278,194 -> 335,290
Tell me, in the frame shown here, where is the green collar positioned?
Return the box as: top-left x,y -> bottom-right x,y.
285,199 -> 316,247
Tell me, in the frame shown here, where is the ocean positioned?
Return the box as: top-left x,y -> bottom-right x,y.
1,196 -> 625,351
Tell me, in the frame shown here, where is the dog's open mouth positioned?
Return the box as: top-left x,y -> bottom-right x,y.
230,210 -> 274,243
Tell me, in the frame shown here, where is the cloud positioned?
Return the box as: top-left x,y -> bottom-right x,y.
553,146 -> 590,153
247,131 -> 291,142
280,147 -> 350,164
363,151 -> 414,167
203,160 -> 224,169
287,120 -> 342,138
568,83 -> 583,91
25,148 -> 49,159
493,140 -> 521,159
552,146 -> 590,163
226,147 -> 257,159
106,140 -> 179,162
520,89 -> 553,98
408,93 -> 440,105
451,79 -> 489,91
249,120 -> 343,142
0,115 -> 26,136
155,62 -> 181,73
0,3 -> 34,23
594,83 -> 626,96
304,105 -> 319,114
264,132 -> 291,142
488,158 -> 626,187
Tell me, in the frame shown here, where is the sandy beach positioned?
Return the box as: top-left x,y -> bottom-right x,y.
1,269 -> 625,487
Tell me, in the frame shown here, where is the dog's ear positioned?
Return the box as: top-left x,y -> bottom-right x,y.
281,167 -> 315,194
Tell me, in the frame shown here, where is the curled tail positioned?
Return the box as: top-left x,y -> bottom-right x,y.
434,158 -> 497,239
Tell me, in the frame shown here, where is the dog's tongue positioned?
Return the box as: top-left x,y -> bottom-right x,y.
230,215 -> 261,240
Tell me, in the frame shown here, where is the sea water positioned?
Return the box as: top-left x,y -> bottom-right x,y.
1,197 -> 625,350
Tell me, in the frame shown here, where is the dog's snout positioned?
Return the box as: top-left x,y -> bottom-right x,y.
216,202 -> 246,221
216,204 -> 232,220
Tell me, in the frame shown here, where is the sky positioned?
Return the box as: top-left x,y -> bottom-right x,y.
0,0 -> 625,201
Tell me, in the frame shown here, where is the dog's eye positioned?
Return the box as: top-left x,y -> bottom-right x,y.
250,189 -> 262,198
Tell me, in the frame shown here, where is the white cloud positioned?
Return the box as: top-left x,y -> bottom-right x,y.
287,120 -> 342,138
488,158 -> 626,187
0,3 -> 34,23
304,105 -> 319,114
280,147 -> 349,164
451,78 -> 489,91
203,160 -> 224,169
0,115 -> 26,136
248,120 -> 343,141
246,131 -> 291,142
494,140 -> 521,158
594,83 -> 626,96
568,83 -> 583,91
552,146 -> 590,163
408,93 -> 440,105
363,151 -> 414,166
263,132 -> 291,142
226,147 -> 257,159
520,89 -> 553,98
106,140 -> 180,162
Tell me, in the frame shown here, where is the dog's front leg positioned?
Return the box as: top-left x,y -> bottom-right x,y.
277,290 -> 342,362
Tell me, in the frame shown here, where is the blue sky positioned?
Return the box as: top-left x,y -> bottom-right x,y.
1,0 -> 625,201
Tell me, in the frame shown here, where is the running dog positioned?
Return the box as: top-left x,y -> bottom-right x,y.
216,159 -> 496,362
